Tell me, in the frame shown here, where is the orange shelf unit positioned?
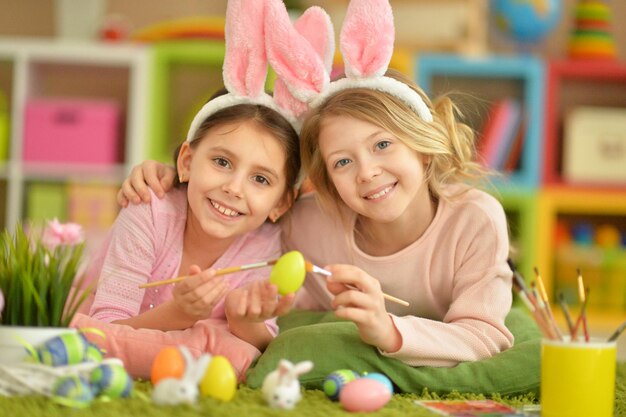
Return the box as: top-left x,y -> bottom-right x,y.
542,59 -> 626,188
537,187 -> 626,325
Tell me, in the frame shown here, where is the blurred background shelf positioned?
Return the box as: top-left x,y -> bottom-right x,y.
0,38 -> 151,242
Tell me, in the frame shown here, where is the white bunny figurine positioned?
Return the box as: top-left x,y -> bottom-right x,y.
262,359 -> 314,410
151,346 -> 211,406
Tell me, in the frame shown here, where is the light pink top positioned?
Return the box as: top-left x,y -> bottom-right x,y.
88,188 -> 281,334
283,185 -> 514,366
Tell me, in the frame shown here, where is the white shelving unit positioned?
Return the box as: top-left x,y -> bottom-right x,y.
0,38 -> 152,231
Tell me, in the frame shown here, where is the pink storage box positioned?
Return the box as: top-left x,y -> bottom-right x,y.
23,99 -> 122,164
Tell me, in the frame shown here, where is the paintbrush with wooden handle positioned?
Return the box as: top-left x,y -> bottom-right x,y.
138,258 -> 279,289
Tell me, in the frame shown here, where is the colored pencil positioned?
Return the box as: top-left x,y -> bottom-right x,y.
607,318 -> 626,342
507,259 -> 557,339
572,287 -> 590,342
577,270 -> 590,342
534,267 -> 563,340
558,292 -> 576,339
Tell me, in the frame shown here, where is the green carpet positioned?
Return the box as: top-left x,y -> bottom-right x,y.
2,363 -> 626,416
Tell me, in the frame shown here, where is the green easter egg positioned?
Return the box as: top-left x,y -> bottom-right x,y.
269,251 -> 306,295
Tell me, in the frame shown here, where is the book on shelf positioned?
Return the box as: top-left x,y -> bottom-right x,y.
503,116 -> 526,173
478,98 -> 523,171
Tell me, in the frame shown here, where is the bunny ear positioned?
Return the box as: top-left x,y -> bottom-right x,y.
178,346 -> 194,369
340,0 -> 394,78
276,359 -> 293,384
273,6 -> 335,118
293,6 -> 335,74
191,354 -> 212,384
223,0 -> 268,97
293,360 -> 314,376
265,0 -> 331,103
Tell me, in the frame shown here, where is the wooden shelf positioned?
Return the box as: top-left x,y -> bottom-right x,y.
0,38 -> 151,235
543,59 -> 626,188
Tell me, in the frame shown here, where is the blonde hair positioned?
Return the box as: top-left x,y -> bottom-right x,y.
299,68 -> 491,215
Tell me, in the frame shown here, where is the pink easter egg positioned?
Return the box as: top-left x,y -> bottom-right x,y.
339,378 -> 392,412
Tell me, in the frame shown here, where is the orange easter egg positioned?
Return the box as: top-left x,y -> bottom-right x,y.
151,346 -> 186,385
269,250 -> 306,295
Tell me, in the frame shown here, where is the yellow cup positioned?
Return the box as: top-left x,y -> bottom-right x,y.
541,338 -> 616,417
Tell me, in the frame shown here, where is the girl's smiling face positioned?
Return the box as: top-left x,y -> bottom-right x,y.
319,114 -> 431,226
178,119 -> 289,241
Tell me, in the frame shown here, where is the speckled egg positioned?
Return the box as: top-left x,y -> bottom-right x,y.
339,378 -> 392,412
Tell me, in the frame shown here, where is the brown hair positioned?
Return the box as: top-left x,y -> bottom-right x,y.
299,68 -> 490,215
173,90 -> 301,204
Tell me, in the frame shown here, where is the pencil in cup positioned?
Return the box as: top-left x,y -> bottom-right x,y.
138,258 -> 279,289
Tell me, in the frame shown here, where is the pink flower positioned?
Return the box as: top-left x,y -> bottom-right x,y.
0,289 -> 4,316
41,218 -> 84,250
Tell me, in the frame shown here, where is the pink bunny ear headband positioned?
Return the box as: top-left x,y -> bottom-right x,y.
186,0 -> 303,142
265,0 -> 433,123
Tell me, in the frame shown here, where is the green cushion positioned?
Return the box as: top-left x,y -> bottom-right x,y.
245,307 -> 541,396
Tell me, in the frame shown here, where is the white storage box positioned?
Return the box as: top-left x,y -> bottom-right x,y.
563,106 -> 626,184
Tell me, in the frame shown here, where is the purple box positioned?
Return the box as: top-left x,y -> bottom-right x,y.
23,99 -> 122,164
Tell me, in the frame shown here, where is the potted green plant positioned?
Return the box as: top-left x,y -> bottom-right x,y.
0,219 -> 92,364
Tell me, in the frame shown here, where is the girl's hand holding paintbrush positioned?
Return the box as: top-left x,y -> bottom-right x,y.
326,264 -> 402,353
171,264 -> 230,321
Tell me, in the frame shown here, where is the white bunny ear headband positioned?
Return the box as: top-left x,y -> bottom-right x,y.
186,0 -> 304,142
265,0 -> 433,123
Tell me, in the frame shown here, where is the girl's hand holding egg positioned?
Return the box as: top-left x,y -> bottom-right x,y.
224,280 -> 294,324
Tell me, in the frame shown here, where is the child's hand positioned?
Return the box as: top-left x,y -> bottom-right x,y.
224,280 -> 295,324
326,264 -> 402,353
171,265 -> 229,320
117,160 -> 176,207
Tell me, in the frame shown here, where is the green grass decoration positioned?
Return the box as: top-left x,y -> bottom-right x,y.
4,361 -> 626,416
0,222 -> 91,327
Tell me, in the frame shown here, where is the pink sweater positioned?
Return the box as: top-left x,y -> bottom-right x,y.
282,186 -> 514,367
88,187 -> 281,334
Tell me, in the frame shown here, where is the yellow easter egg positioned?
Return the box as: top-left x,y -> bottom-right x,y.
200,355 -> 237,401
151,346 -> 185,386
269,250 -> 306,295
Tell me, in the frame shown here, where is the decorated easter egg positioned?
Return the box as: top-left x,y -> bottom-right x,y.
339,378 -> 392,412
151,346 -> 186,385
85,342 -> 105,363
362,372 -> 393,394
323,369 -> 360,401
32,333 -> 90,366
51,375 -> 94,408
200,355 -> 237,401
91,363 -> 133,398
269,251 -> 306,295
